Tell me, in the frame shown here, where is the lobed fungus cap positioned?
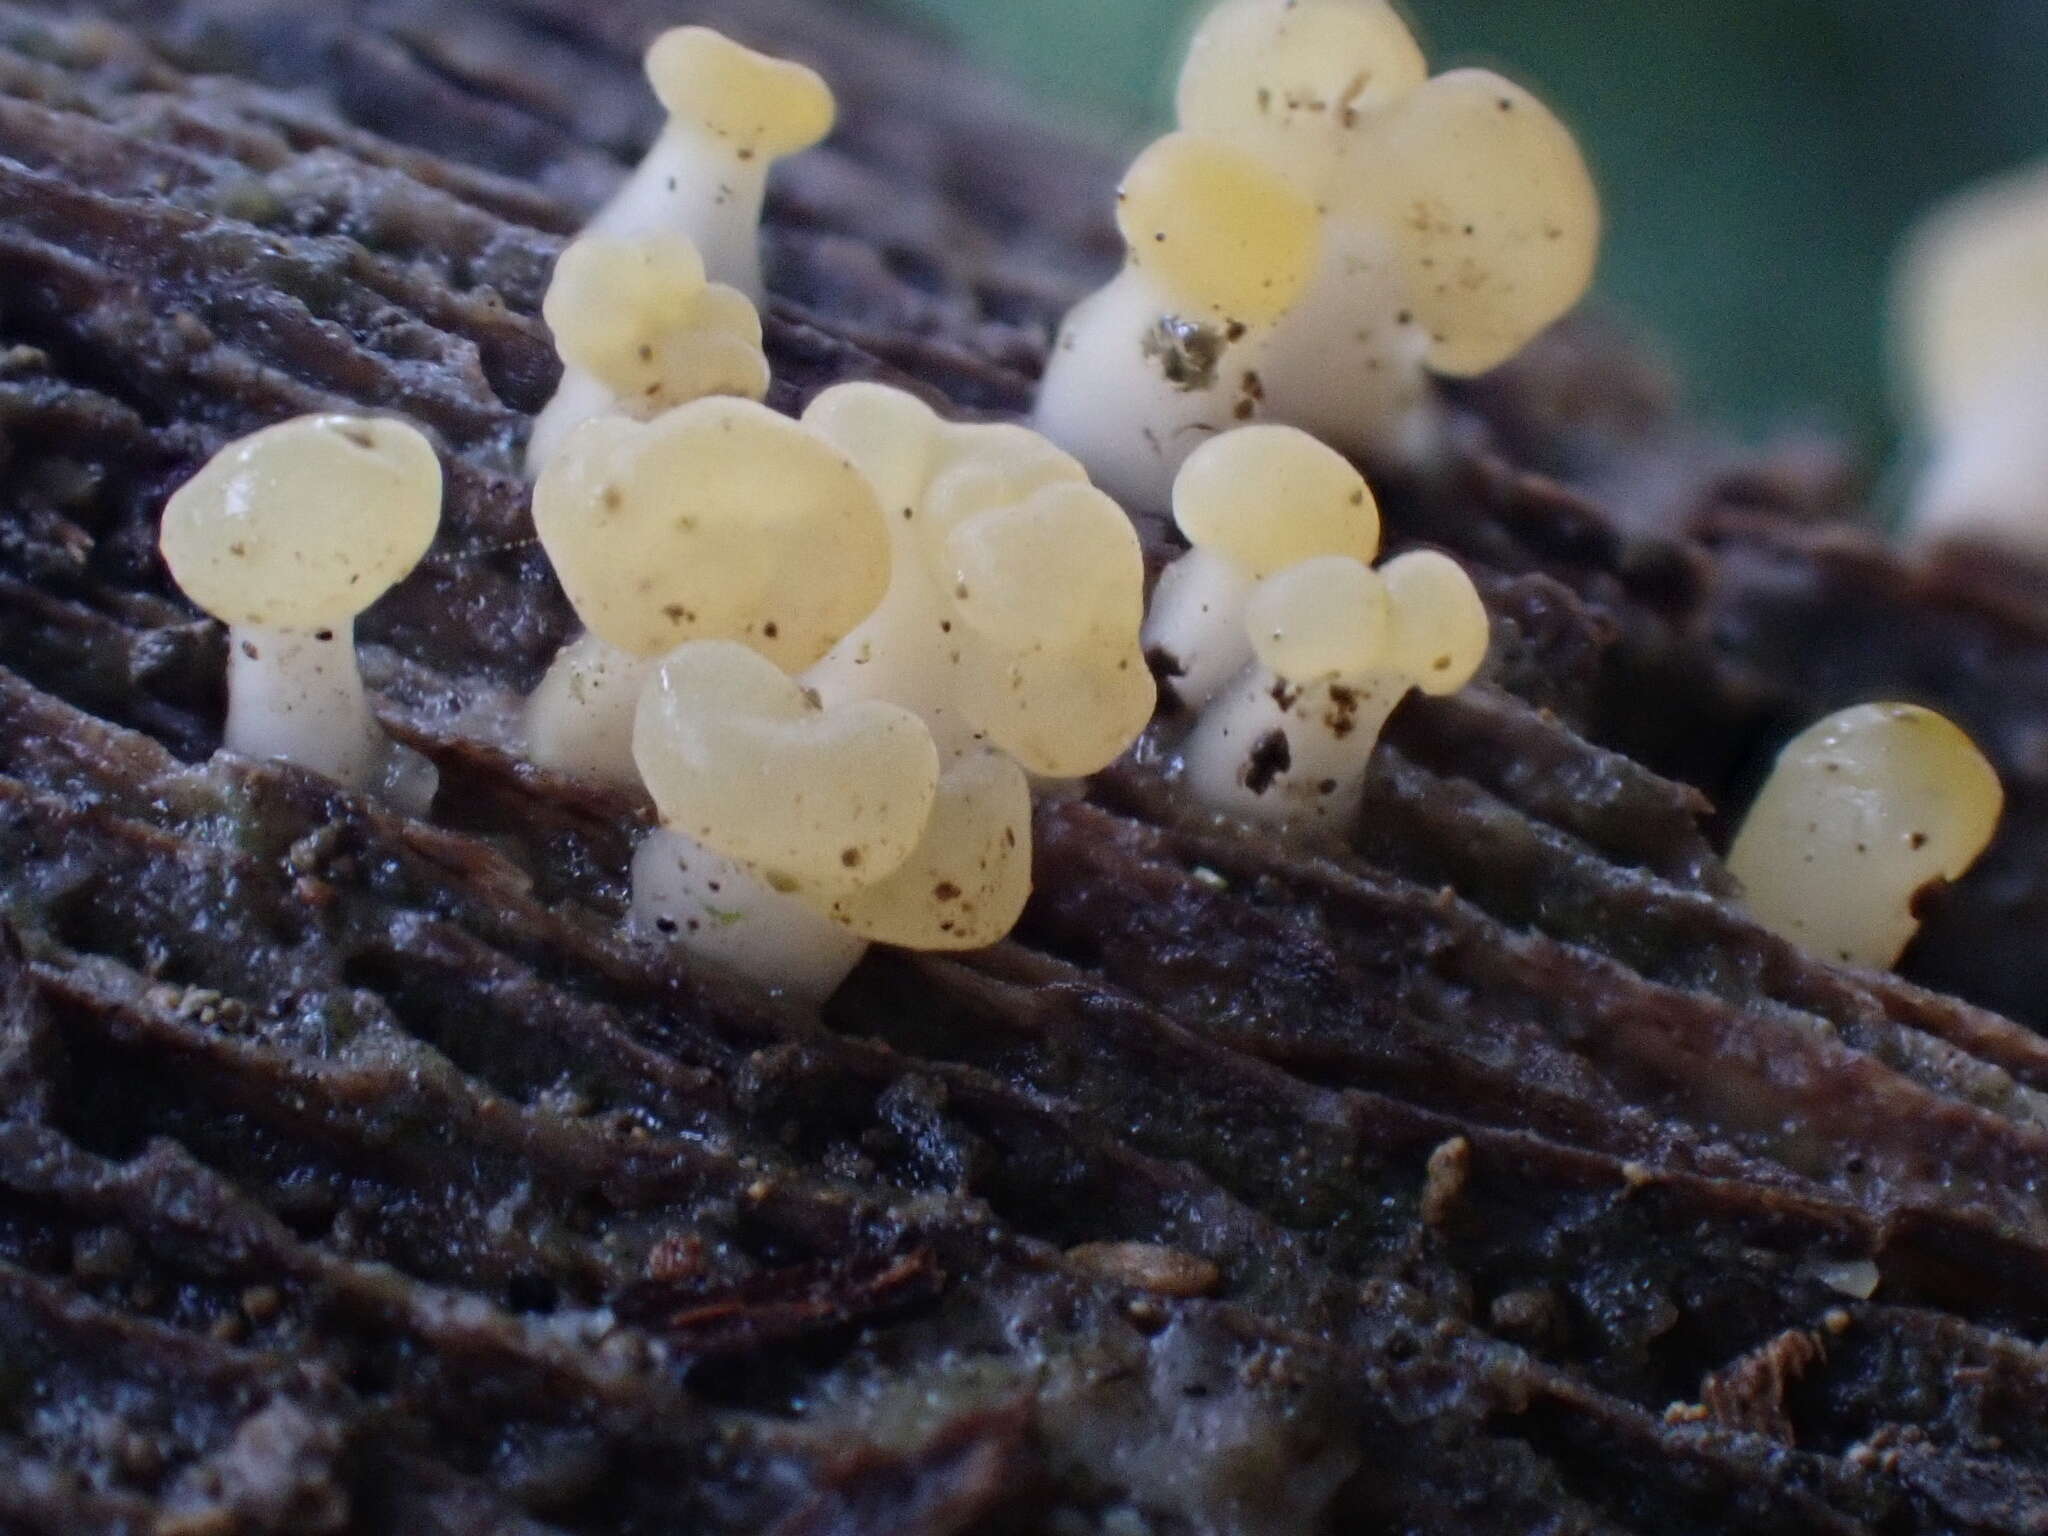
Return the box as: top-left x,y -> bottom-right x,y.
543,233 -> 769,408
1899,159 -> 2048,432
1177,0 -> 1427,198
805,382 -> 1156,780
825,749 -> 1034,950
532,397 -> 889,669
644,26 -> 836,159
1117,131 -> 1323,327
1379,549 -> 1490,695
160,414 -> 441,631
1172,424 -> 1381,578
634,641 -> 939,900
1347,70 -> 1601,377
1244,555 -> 1392,680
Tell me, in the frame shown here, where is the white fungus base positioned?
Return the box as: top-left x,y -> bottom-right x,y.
1141,547 -> 1257,716
631,828 -> 868,1004
525,368 -> 615,477
525,633 -> 658,790
226,622 -> 438,816
1911,366 -> 2048,557
1251,220 -> 1444,467
586,127 -> 771,303
1181,667 -> 1406,828
1033,272 -> 1251,513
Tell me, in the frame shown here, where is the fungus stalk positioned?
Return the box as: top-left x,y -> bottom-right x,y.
528,233 -> 769,474
159,415 -> 443,813
588,26 -> 835,303
1148,427 -> 1487,827
1897,161 -> 2048,554
1728,704 -> 2002,970
525,396 -> 889,786
1031,132 -> 1321,512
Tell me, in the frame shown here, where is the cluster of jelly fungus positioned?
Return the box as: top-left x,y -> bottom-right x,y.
1038,0 -> 1601,509
527,232 -> 769,474
526,397 -> 889,786
1031,130 -> 1322,513
1728,703 -> 2003,970
1147,426 -> 1487,826
802,382 -> 1156,779
588,25 -> 835,304
631,642 -> 1032,1001
158,414 -> 443,814
1897,160 -> 2048,556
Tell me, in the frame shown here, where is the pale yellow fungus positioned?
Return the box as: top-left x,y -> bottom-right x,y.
824,749 -> 1034,950
804,382 -> 1155,779
1145,425 -> 1381,711
589,26 -> 835,303
613,387 -> 1149,996
1149,425 -> 1489,826
1032,132 -> 1322,510
1348,70 -> 1601,378
159,414 -> 442,808
526,397 -> 890,785
630,830 -> 869,1004
1038,0 -> 1601,493
632,641 -> 938,900
527,233 -> 769,473
1378,549 -> 1491,695
1177,0 -> 1427,197
1244,556 -> 1391,680
1897,161 -> 2048,553
1728,704 -> 2003,970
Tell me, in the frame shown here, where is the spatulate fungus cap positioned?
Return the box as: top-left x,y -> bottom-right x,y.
1172,424 -> 1381,577
634,641 -> 940,900
160,415 -> 441,631
645,26 -> 835,159
1118,131 -> 1323,327
1177,0 -> 1427,197
532,398 -> 889,669
1351,70 -> 1601,377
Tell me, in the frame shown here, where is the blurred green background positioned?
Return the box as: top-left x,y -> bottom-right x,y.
880,0 -> 2048,449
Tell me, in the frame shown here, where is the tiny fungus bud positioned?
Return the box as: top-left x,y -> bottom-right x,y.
1039,0 -> 1600,499
1897,161 -> 2048,555
588,26 -> 835,303
1728,704 -> 2003,970
803,382 -> 1156,779
159,414 -> 442,810
526,397 -> 889,786
528,232 -> 769,473
1032,131 -> 1322,510
1149,426 -> 1487,826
